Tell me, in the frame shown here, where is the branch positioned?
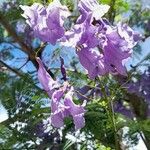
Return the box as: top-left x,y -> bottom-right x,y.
18,59 -> 29,70
0,59 -> 23,77
0,12 -> 37,68
0,60 -> 43,92
0,13 -> 55,78
131,52 -> 150,71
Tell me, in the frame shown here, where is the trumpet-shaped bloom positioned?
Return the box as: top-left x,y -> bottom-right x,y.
51,88 -> 69,128
20,0 -> 70,45
64,87 -> 85,129
51,87 -> 86,130
37,58 -> 85,129
77,20 -> 99,48
99,20 -> 140,76
36,57 -> 59,96
77,47 -> 106,79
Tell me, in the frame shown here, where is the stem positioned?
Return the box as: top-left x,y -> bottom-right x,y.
0,13 -> 55,79
100,78 -> 122,150
109,100 -> 121,150
108,0 -> 116,24
139,131 -> 150,150
0,60 -> 23,77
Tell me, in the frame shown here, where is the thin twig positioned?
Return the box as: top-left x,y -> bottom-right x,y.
0,13 -> 37,67
18,59 -> 29,70
0,59 -> 23,77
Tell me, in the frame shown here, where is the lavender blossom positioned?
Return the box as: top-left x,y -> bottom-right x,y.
98,20 -> 140,76
36,57 -> 59,96
77,47 -> 106,79
37,58 -> 86,129
20,0 -> 70,45
77,20 -> 99,48
22,0 -> 140,79
64,87 -> 85,130
61,2 -> 140,79
51,87 -> 69,128
51,86 -> 86,130
78,0 -> 110,23
114,101 -> 134,119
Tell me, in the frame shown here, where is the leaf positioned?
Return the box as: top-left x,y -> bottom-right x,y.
63,139 -> 75,150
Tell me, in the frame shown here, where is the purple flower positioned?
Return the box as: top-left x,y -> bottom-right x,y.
36,57 -> 59,96
64,87 -> 85,130
114,101 -> 134,119
78,0 -> 110,23
117,23 -> 141,48
20,3 -> 45,28
36,58 -> 85,129
51,86 -> 86,130
45,8 -> 64,44
103,40 -> 129,76
77,47 -> 106,79
61,0 -> 109,48
23,0 -> 140,80
77,20 -> 99,48
100,21 -> 140,75
77,18 -> 140,78
51,87 -> 69,128
20,0 -> 70,45
60,24 -> 84,48
62,16 -> 140,79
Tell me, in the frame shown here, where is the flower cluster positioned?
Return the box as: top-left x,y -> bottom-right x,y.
37,58 -> 85,130
21,0 -> 141,129
61,0 -> 140,79
20,0 -> 70,45
21,0 -> 140,79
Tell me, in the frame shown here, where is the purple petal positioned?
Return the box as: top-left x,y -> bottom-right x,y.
20,1 -> 70,45
77,47 -> 106,79
64,87 -> 85,130
60,57 -> 67,81
78,0 -> 110,21
51,111 -> 64,128
36,57 -> 59,96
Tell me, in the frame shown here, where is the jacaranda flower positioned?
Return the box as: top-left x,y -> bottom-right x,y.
78,0 -> 110,23
36,57 -> 59,97
77,47 -> 106,79
20,0 -> 70,45
37,58 -> 86,129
